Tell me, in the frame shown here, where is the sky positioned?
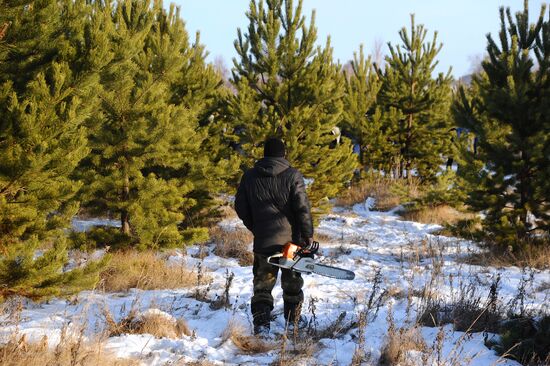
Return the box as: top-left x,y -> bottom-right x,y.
173,0 -> 548,78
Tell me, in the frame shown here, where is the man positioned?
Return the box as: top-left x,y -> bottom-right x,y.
235,137 -> 313,335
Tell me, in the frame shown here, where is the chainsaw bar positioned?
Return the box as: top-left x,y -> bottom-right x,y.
267,255 -> 355,281
309,262 -> 355,280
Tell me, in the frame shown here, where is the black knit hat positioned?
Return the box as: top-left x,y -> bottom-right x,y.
264,138 -> 286,158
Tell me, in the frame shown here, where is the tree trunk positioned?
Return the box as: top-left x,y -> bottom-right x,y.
405,78 -> 415,181
405,112 -> 413,180
121,160 -> 130,235
518,150 -> 530,238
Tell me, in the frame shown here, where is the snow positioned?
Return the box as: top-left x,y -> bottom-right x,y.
2,199 -> 549,365
71,217 -> 121,232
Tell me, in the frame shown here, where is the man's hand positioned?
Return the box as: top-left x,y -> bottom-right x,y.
298,239 -> 319,257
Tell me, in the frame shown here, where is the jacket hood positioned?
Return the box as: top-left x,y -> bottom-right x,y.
254,157 -> 290,177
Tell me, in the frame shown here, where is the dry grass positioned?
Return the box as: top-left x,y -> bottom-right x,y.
221,320 -> 276,354
99,250 -> 199,292
210,226 -> 254,266
378,327 -> 427,366
0,334 -> 137,366
336,175 -> 420,211
104,308 -> 192,339
217,205 -> 239,219
399,238 -> 446,263
460,243 -> 550,270
401,205 -> 476,226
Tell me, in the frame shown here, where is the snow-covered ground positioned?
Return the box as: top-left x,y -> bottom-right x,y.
1,201 -> 549,365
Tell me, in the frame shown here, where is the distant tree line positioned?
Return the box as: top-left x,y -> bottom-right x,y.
0,0 -> 548,300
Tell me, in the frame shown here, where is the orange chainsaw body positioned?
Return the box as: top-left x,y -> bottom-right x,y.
282,242 -> 299,259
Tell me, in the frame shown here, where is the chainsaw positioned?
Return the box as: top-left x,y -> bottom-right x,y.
267,242 -> 355,280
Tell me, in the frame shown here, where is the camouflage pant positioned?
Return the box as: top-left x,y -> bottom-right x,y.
251,253 -> 304,311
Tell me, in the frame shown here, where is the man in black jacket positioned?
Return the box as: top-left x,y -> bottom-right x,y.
235,138 -> 313,335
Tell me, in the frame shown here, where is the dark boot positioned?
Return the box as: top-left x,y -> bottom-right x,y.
251,302 -> 272,335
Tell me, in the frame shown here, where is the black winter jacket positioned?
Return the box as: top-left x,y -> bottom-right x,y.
235,157 -> 313,255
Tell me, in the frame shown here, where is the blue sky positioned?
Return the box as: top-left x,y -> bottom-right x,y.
173,0 -> 547,77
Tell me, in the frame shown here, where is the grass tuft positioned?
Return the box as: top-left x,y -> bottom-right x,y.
335,175 -> 418,210
210,226 -> 253,266
99,250 -> 199,292
221,320 -> 276,354
378,326 -> 426,366
400,204 -> 475,226
0,332 -> 136,366
104,308 -> 192,339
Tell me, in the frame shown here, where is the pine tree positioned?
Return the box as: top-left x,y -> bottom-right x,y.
226,0 -> 358,215
342,45 -> 396,174
452,1 -> 550,247
79,0 -> 235,248
169,31 -> 241,229
0,0 -> 110,300
376,15 -> 453,180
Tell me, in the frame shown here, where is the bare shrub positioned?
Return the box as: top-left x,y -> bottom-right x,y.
401,205 -> 475,226
210,270 -> 235,310
351,311 -> 369,366
417,274 -> 503,333
0,332 -> 136,366
210,226 -> 253,266
221,320 -> 276,354
418,302 -> 503,334
104,308 -> 192,339
192,261 -> 214,302
99,250 -> 198,292
336,175 -> 419,210
313,312 -> 354,340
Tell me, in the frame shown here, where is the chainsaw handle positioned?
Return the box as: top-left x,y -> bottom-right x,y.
297,241 -> 319,257
266,253 -> 283,265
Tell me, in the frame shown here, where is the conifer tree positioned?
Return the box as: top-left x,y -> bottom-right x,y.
376,15 -> 453,180
342,45 -> 395,173
0,0 -> 110,300
79,0 -> 236,248
226,0 -> 358,214
453,1 -> 550,246
169,32 -> 241,228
